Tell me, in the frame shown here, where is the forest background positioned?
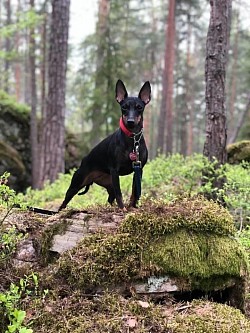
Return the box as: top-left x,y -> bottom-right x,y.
0,0 -> 250,192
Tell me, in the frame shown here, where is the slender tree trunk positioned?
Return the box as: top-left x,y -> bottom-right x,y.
4,0 -> 11,93
228,93 -> 250,144
24,1 -> 31,106
29,0 -> 39,188
40,2 -> 48,120
203,0 -> 232,201
90,0 -> 110,146
186,11 -> 194,156
157,0 -> 176,154
180,12 -> 192,156
0,1 -> 2,89
164,0 -> 176,154
157,67 -> 167,153
40,0 -> 70,185
228,9 -> 240,139
14,0 -> 21,100
37,2 -> 48,188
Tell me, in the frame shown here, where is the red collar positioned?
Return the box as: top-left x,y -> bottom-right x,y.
119,117 -> 134,137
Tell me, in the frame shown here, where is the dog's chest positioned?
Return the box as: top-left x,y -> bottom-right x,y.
118,145 -> 147,175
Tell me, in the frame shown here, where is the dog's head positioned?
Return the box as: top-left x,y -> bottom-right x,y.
116,80 -> 151,131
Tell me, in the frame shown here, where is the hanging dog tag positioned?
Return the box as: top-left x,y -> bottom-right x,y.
129,151 -> 137,161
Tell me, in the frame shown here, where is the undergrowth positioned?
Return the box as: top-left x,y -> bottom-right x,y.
17,154 -> 250,226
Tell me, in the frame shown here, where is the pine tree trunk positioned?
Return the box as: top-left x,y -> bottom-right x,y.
14,0 -> 21,100
228,10 -> 239,141
203,0 -> 232,201
229,93 -> 250,144
186,11 -> 194,156
203,0 -> 232,163
0,1 -> 2,89
90,0 -> 110,146
29,0 -> 39,189
157,0 -> 176,154
4,0 -> 11,93
40,0 -> 70,185
37,2 -> 48,189
164,0 -> 176,154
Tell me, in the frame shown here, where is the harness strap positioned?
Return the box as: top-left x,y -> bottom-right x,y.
119,117 -> 143,200
133,163 -> 142,200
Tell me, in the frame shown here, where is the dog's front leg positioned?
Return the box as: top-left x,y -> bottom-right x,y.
111,168 -> 124,209
129,173 -> 137,208
129,169 -> 143,208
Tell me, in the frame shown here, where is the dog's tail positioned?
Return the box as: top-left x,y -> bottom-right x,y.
78,185 -> 91,196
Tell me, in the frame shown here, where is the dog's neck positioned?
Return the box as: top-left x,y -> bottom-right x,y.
119,117 -> 143,137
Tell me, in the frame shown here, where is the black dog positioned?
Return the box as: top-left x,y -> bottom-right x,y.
59,80 -> 151,211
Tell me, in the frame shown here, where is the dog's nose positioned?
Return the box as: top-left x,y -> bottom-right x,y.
127,119 -> 135,127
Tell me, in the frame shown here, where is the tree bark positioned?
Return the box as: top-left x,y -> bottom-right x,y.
186,11 -> 194,156
4,0 -> 11,93
14,0 -> 21,100
203,0 -> 232,202
203,0 -> 232,164
40,0 -> 70,185
157,0 -> 176,154
228,93 -> 250,144
90,0 -> 110,147
164,0 -> 176,154
228,9 -> 240,140
29,0 -> 39,189
40,1 -> 48,121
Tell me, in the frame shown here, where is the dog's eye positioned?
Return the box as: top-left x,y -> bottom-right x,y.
122,105 -> 128,113
136,105 -> 143,111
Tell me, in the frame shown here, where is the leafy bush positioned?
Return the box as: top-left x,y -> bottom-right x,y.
0,274 -> 38,333
0,227 -> 24,263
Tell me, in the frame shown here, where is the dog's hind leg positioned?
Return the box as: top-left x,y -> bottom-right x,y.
78,185 -> 91,195
59,187 -> 81,210
110,168 -> 124,209
106,185 -> 115,205
59,168 -> 88,211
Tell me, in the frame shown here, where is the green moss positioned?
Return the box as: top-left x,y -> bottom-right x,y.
30,292 -> 250,332
38,218 -> 72,265
227,140 -> 250,164
0,141 -> 25,173
144,230 -> 248,290
120,196 -> 236,237
56,232 -> 142,288
173,300 -> 250,333
0,90 -> 30,121
55,197 -> 248,293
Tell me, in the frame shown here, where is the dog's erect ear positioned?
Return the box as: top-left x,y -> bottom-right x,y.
116,80 -> 128,103
138,81 -> 151,105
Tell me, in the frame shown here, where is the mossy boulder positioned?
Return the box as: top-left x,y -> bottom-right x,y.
54,197 -> 248,310
0,90 -> 83,192
0,91 -> 31,191
227,140 -> 250,164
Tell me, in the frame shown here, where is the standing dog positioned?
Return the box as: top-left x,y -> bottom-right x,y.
59,80 -> 151,211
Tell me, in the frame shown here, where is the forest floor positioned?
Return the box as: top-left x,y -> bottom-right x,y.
1,203 -> 250,332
